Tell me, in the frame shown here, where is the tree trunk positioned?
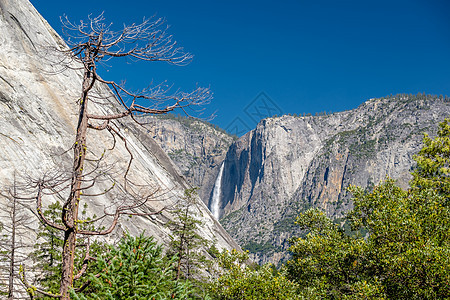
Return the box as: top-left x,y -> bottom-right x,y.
7,183 -> 16,300
176,233 -> 184,280
59,68 -> 91,299
175,206 -> 190,280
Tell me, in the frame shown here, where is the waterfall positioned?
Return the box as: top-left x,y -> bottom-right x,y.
210,162 -> 225,220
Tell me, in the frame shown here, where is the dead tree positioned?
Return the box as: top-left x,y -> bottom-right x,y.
0,175 -> 35,299
21,13 -> 211,299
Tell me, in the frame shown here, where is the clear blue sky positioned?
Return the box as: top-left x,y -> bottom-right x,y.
31,0 -> 450,134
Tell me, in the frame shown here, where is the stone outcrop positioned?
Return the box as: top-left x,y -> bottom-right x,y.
139,115 -> 234,205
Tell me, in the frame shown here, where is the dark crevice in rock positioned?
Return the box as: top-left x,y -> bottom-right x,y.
0,75 -> 15,91
0,90 -> 11,103
338,153 -> 350,199
9,13 -> 37,50
323,166 -> 329,184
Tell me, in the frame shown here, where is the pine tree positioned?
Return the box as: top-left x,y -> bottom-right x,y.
166,188 -> 210,280
32,201 -> 64,294
71,233 -> 192,300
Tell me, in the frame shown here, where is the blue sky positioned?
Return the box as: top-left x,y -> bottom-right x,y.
31,0 -> 450,134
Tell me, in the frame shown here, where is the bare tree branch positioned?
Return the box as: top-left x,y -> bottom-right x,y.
20,265 -> 61,298
26,12 -> 211,299
35,183 -> 66,231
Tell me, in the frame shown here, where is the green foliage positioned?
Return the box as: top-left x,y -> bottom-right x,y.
286,209 -> 382,299
348,181 -> 450,299
28,118 -> 450,299
32,202 -> 106,297
32,201 -> 64,294
208,249 -> 301,300
166,188 -> 210,280
412,118 -> 450,197
286,119 -> 450,299
71,232 -> 193,300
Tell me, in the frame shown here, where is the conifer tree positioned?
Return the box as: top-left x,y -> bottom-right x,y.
71,233 -> 192,300
32,202 -> 106,297
166,188 -> 210,280
32,201 -> 64,295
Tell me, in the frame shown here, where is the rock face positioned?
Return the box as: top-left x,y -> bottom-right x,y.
215,95 -> 450,264
140,115 -> 234,205
0,0 -> 239,277
134,94 -> 450,266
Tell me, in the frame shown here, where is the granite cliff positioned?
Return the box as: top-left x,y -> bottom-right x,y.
0,0 -> 239,287
140,114 -> 235,206
215,95 -> 450,264
141,94 -> 450,264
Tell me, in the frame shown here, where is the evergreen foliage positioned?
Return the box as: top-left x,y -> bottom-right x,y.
32,202 -> 105,297
166,188 -> 211,280
71,233 -> 192,300
26,118 -> 450,299
32,201 -> 64,294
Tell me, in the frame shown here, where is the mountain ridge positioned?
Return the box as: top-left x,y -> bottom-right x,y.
217,94 -> 450,263
147,94 -> 450,264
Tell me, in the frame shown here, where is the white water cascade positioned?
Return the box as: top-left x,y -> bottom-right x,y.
210,162 -> 225,220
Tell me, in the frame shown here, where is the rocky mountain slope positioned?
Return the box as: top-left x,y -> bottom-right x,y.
0,0 -> 239,279
140,114 -> 235,206
213,95 -> 450,264
137,93 -> 450,265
